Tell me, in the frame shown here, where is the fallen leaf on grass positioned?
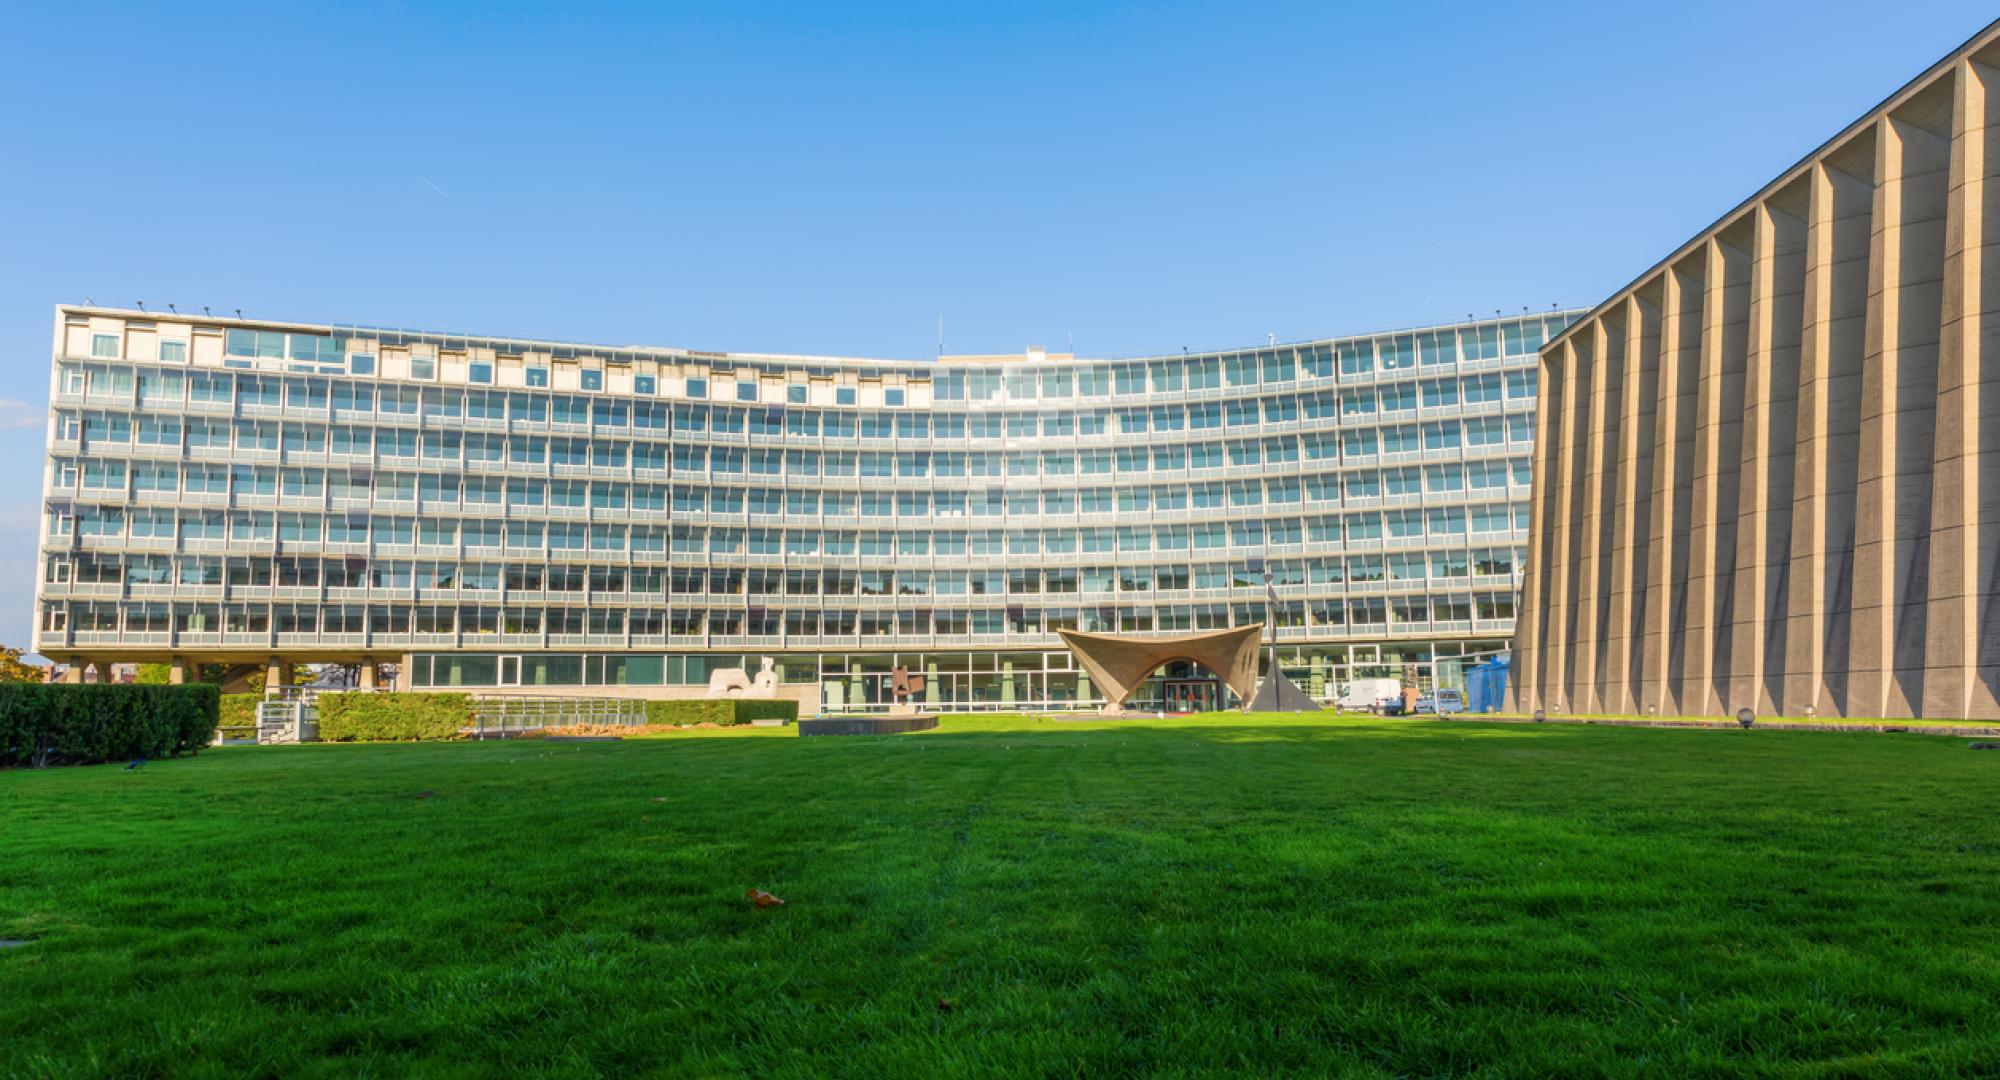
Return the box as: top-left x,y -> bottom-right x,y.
936,998 -> 955,1014
745,888 -> 786,908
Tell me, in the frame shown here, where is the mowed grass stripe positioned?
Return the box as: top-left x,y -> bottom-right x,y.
2,714 -> 1997,1077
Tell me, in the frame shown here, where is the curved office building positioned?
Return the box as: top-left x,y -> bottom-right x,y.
36,304 -> 1577,711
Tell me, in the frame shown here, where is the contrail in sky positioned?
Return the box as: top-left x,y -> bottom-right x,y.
419,174 -> 456,203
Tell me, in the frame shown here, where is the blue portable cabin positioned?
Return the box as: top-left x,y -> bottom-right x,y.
1465,655 -> 1510,714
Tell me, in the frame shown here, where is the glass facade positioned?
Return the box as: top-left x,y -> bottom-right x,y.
37,307 -> 1580,708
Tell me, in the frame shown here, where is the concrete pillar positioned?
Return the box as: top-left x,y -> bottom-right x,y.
1851,105 -> 1950,719
1603,295 -> 1661,715
169,656 -> 190,685
1544,341 -> 1587,711
1731,194 -> 1809,716
1642,261 -> 1703,715
60,659 -> 84,684
1786,146 -> 1875,717
358,660 -> 379,690
1571,324 -> 1619,714
1511,348 -> 1554,712
1682,230 -> 1753,716
264,656 -> 283,697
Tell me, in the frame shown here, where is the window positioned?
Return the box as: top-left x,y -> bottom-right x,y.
350,353 -> 376,375
525,366 -> 549,387
91,334 -> 119,358
634,375 -> 656,395
581,369 -> 604,391
736,381 -> 757,402
469,362 -> 494,384
226,328 -> 283,359
884,387 -> 905,407
683,377 -> 707,398
157,340 -> 187,364
287,334 -> 344,365
1379,337 -> 1416,371
787,384 -> 808,404
409,354 -> 437,380
835,386 -> 856,406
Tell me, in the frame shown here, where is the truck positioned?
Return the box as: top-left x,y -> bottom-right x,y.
1337,678 -> 1403,714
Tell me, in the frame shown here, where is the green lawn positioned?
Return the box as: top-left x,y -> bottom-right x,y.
4,715 -> 1998,1077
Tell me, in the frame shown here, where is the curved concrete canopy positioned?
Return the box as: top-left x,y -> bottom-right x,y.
1057,624 -> 1263,709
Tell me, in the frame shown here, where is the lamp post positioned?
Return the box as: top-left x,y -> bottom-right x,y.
1263,561 -> 1278,690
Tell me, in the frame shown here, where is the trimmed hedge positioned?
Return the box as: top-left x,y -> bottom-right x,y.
0,683 -> 220,768
641,699 -> 799,727
316,692 -> 472,742
219,694 -> 260,736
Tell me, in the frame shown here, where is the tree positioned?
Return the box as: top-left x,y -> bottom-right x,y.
135,663 -> 172,685
0,647 -> 45,684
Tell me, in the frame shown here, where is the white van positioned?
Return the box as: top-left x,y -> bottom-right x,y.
1338,678 -> 1402,713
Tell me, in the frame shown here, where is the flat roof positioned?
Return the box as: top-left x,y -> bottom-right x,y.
59,303 -> 1586,370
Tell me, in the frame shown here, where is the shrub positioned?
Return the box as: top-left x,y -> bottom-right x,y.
640,699 -> 798,727
218,694 -> 260,737
730,699 -> 799,725
162,684 -> 220,754
316,692 -> 472,742
0,684 -> 219,768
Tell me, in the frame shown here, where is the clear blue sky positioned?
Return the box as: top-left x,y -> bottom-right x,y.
0,2 -> 1994,652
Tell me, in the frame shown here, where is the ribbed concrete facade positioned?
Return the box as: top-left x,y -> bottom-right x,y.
1517,20 -> 2000,720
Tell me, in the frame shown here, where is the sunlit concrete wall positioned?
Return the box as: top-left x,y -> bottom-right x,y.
1516,21 -> 2000,719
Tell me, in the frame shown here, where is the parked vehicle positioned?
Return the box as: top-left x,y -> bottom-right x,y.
1338,678 -> 1403,714
1415,688 -> 1466,715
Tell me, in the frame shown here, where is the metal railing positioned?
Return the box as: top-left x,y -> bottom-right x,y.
256,699 -> 319,744
466,695 -> 648,737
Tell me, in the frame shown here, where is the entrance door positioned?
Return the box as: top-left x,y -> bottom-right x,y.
1163,678 -> 1219,714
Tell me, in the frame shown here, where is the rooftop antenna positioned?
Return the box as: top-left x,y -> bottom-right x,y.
203,306 -> 211,316
937,314 -> 943,358
135,300 -> 145,311
167,304 -> 177,314
234,308 -> 242,319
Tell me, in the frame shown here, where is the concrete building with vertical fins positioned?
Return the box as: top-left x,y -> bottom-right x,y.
1515,18 -> 2000,720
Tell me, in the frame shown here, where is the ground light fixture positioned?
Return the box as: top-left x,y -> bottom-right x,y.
1533,709 -> 1545,723
1737,709 -> 1756,730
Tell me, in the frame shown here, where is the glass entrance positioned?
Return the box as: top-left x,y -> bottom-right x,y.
1162,678 -> 1220,714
